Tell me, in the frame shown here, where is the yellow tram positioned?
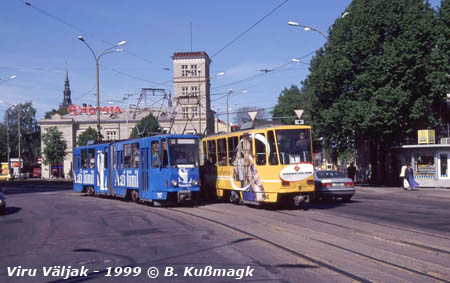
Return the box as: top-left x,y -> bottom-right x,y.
200,124 -> 315,206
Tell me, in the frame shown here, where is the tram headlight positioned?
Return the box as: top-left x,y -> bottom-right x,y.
193,180 -> 198,186
171,180 -> 178,187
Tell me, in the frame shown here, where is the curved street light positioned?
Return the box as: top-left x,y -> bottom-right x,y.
0,75 -> 17,85
78,36 -> 126,140
288,21 -> 328,41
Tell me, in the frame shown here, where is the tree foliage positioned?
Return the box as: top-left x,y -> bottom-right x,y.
303,0 -> 440,151
3,102 -> 41,165
76,127 -> 98,146
130,113 -> 160,138
44,106 -> 68,119
42,127 -> 67,166
271,85 -> 309,124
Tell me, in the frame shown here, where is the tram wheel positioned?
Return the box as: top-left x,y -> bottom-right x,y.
131,190 -> 140,203
87,187 -> 94,196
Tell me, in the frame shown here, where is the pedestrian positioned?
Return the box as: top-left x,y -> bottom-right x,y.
347,162 -> 357,183
399,163 -> 408,190
405,163 -> 419,190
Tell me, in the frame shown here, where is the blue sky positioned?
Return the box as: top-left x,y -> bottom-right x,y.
0,0 -> 441,121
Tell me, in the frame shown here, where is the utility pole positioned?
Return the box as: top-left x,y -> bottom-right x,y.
198,70 -> 201,135
6,116 -> 10,176
18,109 -> 21,179
227,89 -> 233,132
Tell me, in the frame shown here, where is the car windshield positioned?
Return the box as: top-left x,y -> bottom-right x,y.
316,171 -> 345,178
275,129 -> 312,164
169,138 -> 199,167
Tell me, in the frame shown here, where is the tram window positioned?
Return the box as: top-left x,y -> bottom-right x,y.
112,146 -> 116,169
132,143 -> 140,168
161,139 -> 169,168
254,133 -> 267,165
227,136 -> 238,164
267,131 -> 278,165
104,147 -> 108,169
88,148 -> 95,168
151,141 -> 160,168
81,149 -> 87,169
124,144 -> 131,168
217,138 -> 227,166
117,151 -> 123,169
207,140 -> 217,164
202,141 -> 207,165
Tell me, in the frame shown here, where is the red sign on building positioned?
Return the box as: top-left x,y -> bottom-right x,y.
67,105 -> 122,116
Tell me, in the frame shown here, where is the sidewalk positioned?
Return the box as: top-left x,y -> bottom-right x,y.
355,185 -> 450,200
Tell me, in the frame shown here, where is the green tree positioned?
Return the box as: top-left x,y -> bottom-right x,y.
272,85 -> 309,124
130,113 -> 160,138
5,102 -> 41,165
42,127 -> 67,166
432,0 -> 450,134
303,0 -> 439,183
76,127 -> 98,146
44,106 -> 68,119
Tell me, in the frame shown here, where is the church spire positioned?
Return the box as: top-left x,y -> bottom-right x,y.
62,67 -> 72,107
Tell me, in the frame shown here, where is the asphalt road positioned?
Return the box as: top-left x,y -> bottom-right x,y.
1,182 -> 450,283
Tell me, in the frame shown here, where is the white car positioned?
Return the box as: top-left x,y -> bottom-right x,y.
314,170 -> 355,202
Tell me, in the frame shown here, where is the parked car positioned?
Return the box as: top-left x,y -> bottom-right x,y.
0,188 -> 6,214
314,170 -> 355,202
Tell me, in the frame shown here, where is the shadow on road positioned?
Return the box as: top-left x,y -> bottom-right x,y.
0,180 -> 72,195
0,206 -> 22,216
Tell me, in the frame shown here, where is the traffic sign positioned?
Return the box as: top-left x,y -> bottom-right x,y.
330,141 -> 338,149
294,119 -> 304,125
247,111 -> 258,121
294,109 -> 304,119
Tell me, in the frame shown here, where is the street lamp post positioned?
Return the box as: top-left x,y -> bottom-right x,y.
78,36 -> 126,141
0,100 -> 18,179
226,89 -> 233,132
288,21 -> 328,41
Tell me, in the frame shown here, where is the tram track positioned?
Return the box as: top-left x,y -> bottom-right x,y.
267,209 -> 450,255
171,205 -> 450,282
309,209 -> 450,241
166,207 -> 373,283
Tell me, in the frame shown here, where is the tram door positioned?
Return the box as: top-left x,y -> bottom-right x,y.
141,147 -> 149,197
438,153 -> 450,179
149,140 -> 166,199
95,146 -> 109,193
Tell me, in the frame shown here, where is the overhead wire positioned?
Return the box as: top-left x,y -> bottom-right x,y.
210,0 -> 289,59
19,0 -> 294,119
20,1 -> 153,65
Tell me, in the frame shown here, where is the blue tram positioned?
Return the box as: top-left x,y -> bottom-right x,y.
73,134 -> 200,204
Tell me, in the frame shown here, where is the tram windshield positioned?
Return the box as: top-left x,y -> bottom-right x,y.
168,138 -> 199,168
275,129 -> 312,164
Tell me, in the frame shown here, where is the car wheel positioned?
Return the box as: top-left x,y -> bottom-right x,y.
131,190 -> 140,203
342,196 -> 352,202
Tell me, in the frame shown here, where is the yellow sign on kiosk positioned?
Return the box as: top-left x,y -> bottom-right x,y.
418,130 -> 435,144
